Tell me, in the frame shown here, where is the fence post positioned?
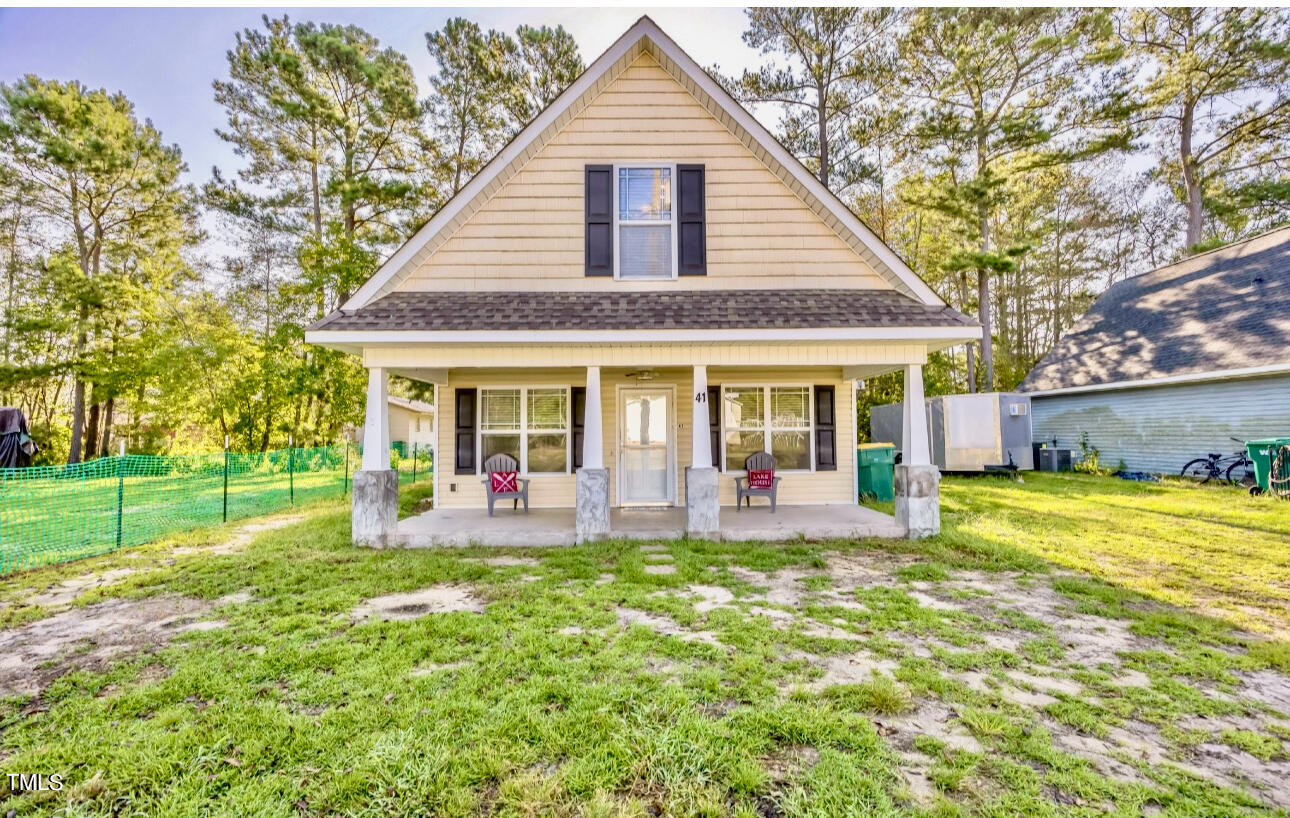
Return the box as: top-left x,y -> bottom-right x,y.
288,434 -> 295,506
343,441 -> 350,496
412,441 -> 418,483
223,435 -> 229,523
115,440 -> 125,550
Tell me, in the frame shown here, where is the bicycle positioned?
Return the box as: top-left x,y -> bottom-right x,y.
1180,438 -> 1255,486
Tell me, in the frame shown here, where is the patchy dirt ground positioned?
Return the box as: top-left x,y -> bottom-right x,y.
604,543 -> 1290,811
352,584 -> 485,620
4,526 -> 1290,816
0,595 -> 226,698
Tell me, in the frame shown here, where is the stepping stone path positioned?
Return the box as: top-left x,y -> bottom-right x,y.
640,545 -> 677,575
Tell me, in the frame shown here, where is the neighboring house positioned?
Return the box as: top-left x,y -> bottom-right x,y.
1019,227 -> 1290,474
351,396 -> 436,453
305,17 -> 979,545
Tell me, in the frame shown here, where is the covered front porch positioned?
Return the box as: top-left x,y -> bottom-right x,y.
394,504 -> 905,547
343,343 -> 946,545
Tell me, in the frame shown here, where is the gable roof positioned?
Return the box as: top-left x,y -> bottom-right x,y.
1019,227 -> 1290,394
342,16 -> 944,310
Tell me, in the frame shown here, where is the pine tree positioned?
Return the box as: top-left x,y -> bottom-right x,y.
1117,8 -> 1290,247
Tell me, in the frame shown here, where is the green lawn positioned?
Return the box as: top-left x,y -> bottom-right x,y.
939,473 -> 1290,638
0,474 -> 1288,816
0,459 -> 433,574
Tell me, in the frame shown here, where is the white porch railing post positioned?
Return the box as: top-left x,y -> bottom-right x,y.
354,366 -> 398,547
583,366 -> 604,469
575,365 -> 610,542
362,367 -> 390,471
895,361 -> 939,538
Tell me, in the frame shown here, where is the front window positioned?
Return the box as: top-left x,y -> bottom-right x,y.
479,387 -> 569,474
617,166 -> 673,279
721,386 -> 813,471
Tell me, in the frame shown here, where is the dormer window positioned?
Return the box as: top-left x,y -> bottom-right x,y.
616,166 -> 675,279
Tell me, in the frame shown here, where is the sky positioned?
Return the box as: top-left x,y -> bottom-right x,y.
0,7 -> 764,189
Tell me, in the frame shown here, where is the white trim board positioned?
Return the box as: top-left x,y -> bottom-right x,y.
1024,363 -> 1290,397
307,326 -> 981,346
340,16 -> 945,311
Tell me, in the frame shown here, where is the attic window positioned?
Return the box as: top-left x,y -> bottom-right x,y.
616,166 -> 675,279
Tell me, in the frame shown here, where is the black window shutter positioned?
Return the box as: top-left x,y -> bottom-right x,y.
677,164 -> 706,275
454,388 -> 477,475
585,165 -> 613,276
706,385 -> 720,469
571,387 -> 586,469
814,385 -> 837,471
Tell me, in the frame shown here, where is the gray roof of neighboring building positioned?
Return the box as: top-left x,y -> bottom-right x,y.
1019,227 -> 1290,393
388,395 -> 434,414
308,289 -> 976,333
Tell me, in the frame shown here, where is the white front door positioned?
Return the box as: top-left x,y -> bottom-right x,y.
619,388 -> 673,505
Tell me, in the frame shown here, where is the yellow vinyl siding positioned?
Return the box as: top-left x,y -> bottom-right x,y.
399,54 -> 889,293
435,366 -> 856,510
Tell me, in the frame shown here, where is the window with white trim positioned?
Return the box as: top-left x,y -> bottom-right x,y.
616,165 -> 674,279
721,386 -> 813,471
479,387 -> 569,474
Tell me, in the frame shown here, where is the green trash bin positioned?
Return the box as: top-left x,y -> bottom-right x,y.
1246,438 -> 1290,494
857,443 -> 896,502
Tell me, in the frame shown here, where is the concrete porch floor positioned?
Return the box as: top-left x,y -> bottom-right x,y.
393,504 -> 904,547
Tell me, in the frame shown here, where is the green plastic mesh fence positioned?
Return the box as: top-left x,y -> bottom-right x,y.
0,444 -> 433,574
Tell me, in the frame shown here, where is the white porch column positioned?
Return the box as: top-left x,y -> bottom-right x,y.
685,364 -> 720,537
575,366 -> 610,542
690,364 -> 712,468
582,366 -> 604,469
353,366 -> 398,547
895,362 -> 940,538
362,367 -> 390,470
901,364 -> 931,466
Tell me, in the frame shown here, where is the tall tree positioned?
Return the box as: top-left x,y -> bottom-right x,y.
211,17 -> 432,448
214,16 -> 432,307
898,8 -> 1127,391
509,24 -> 585,124
1117,8 -> 1290,247
425,18 -> 518,194
0,76 -> 195,462
734,7 -> 900,194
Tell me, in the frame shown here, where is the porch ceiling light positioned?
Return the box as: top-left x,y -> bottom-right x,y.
628,369 -> 659,381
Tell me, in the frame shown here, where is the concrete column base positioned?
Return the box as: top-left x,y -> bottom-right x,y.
576,468 -> 611,542
895,464 -> 940,539
685,466 -> 720,538
352,469 -> 398,547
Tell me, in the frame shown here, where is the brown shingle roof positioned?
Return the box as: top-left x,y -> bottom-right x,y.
1019,227 -> 1290,392
308,289 -> 976,333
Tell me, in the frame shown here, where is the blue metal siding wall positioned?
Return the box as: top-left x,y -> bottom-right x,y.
1030,374 -> 1290,474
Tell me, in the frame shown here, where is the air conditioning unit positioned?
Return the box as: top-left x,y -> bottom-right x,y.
1008,403 -> 1027,417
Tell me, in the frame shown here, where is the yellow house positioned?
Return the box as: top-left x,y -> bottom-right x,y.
305,17 -> 978,546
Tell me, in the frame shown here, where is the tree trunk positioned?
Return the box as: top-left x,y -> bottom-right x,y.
99,397 -> 114,457
68,378 -> 86,464
816,89 -> 829,188
976,145 -> 994,391
310,126 -> 323,240
1180,103 -> 1203,247
84,399 -> 101,460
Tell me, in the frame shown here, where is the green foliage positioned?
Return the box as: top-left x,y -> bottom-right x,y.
731,8 -> 899,194
0,75 -> 198,463
1072,431 -> 1103,474
1116,8 -> 1290,246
